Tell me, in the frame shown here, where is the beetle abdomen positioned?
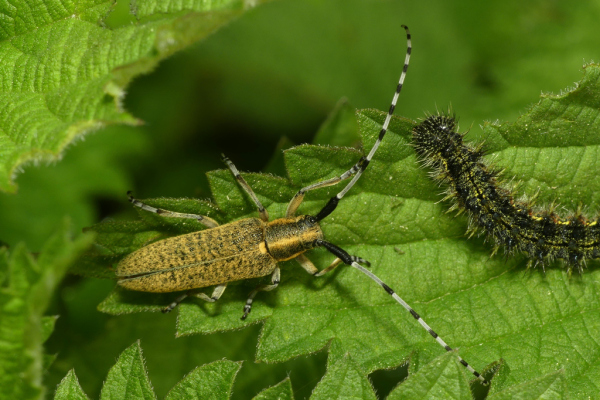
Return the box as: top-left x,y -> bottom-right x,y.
117,218 -> 277,292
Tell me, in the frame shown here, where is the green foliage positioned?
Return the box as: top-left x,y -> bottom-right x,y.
99,342 -> 155,400
0,0 -> 266,193
487,371 -> 566,400
165,357 -> 241,400
79,64 -> 600,399
54,370 -> 90,400
483,64 -> 600,208
474,65 -> 600,397
55,342 -> 248,400
252,378 -> 293,400
0,220 -> 93,400
53,342 -> 296,400
311,354 -> 377,400
387,351 -> 472,400
2,1 -> 600,399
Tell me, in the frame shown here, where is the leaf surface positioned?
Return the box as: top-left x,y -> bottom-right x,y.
54,343 -> 244,400
311,354 -> 376,400
488,370 -> 566,400
0,0 -> 267,192
88,64 -> 600,398
252,378 -> 294,400
54,370 -> 90,400
387,351 -> 473,400
165,359 -> 241,400
100,341 -> 156,400
0,220 -> 93,400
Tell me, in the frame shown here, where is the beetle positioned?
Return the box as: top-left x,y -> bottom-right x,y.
118,154 -> 369,319
115,25 -> 489,385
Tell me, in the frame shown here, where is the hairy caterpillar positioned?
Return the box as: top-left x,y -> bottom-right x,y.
412,114 -> 599,272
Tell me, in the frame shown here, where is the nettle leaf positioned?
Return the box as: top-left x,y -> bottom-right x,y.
54,370 -> 90,400
88,64 -> 600,398
0,0 -> 268,193
57,343 -> 296,400
165,358 -> 241,400
99,341 -> 156,400
459,63 -> 600,396
487,370 -> 566,400
0,220 -> 93,400
310,354 -> 376,400
252,378 -> 294,400
312,98 -> 361,148
387,351 -> 472,400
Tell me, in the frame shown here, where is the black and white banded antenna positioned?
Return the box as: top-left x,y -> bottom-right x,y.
309,25 -> 490,385
351,262 -> 488,385
314,24 -> 412,222
316,240 -> 489,386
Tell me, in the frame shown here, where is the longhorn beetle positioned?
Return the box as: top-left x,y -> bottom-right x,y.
116,26 -> 489,385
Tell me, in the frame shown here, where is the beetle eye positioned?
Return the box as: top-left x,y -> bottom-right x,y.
305,216 -> 317,226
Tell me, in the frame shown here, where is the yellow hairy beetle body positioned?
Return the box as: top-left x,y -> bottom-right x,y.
117,215 -> 323,292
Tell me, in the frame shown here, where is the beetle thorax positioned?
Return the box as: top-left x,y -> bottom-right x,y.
264,215 -> 323,261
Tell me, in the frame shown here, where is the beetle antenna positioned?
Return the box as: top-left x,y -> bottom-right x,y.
315,239 -> 489,386
349,262 -> 489,385
315,24 -> 411,222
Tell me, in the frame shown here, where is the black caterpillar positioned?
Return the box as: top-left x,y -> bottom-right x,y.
412,114 -> 599,272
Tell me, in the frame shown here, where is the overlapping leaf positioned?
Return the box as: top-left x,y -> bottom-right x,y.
54,342 -> 301,400
0,0 -> 268,192
87,64 -> 600,398
387,351 -> 473,400
54,342 -> 244,400
0,220 -> 93,400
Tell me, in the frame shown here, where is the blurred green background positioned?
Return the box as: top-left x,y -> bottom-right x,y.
0,0 -> 598,398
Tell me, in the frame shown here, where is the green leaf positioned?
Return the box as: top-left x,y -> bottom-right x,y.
41,315 -> 60,371
54,370 -> 90,400
86,63 -> 600,399
387,352 -> 473,400
44,307 -> 321,400
313,98 -> 360,147
0,220 -> 94,400
41,315 -> 59,342
469,64 -> 600,395
311,354 -> 376,400
100,341 -> 156,400
53,344 -> 257,400
252,378 -> 294,400
0,0 -> 268,193
165,359 -> 242,400
488,370 -> 566,400
482,63 -> 600,208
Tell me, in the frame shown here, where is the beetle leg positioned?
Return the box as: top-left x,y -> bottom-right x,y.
286,168 -> 359,218
222,154 -> 269,222
295,253 -> 339,276
190,284 -> 227,303
241,267 -> 280,320
295,254 -> 367,277
162,292 -> 190,313
314,258 -> 343,276
128,191 -> 219,228
294,253 -> 319,274
161,285 -> 228,313
193,284 -> 227,303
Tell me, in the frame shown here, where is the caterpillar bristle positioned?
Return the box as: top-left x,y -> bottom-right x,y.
413,112 -> 598,271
